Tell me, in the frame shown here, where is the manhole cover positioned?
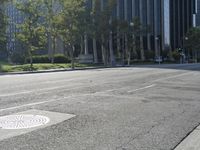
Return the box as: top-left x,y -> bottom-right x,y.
0,115 -> 50,129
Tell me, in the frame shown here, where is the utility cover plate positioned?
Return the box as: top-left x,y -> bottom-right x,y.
0,115 -> 50,129
0,109 -> 75,141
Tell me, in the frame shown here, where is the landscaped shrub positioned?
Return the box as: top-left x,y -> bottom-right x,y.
26,54 -> 70,63
172,51 -> 180,61
32,55 -> 50,63
54,54 -> 71,63
11,52 -> 26,64
145,50 -> 155,60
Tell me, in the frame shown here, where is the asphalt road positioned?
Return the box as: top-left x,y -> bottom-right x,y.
0,64 -> 200,150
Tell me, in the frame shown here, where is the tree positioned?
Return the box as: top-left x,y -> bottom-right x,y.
128,17 -> 144,65
58,0 -> 85,69
185,27 -> 200,62
15,0 -> 46,69
115,17 -> 144,65
91,0 -> 116,66
43,0 -> 61,63
0,0 -> 7,59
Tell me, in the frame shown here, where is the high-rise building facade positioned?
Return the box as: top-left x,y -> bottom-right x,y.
5,0 -> 196,61
6,1 -> 25,55
88,0 -> 196,57
5,1 -> 64,57
196,0 -> 200,26
170,0 -> 197,50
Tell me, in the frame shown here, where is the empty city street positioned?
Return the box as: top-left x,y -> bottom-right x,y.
0,64 -> 200,150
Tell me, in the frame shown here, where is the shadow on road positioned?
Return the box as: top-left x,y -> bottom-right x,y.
131,63 -> 200,72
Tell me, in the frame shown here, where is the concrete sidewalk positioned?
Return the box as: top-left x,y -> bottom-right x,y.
174,124 -> 200,150
0,66 -> 107,76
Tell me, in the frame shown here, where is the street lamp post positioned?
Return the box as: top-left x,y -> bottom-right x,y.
181,36 -> 188,64
126,22 -> 134,66
183,36 -> 188,63
155,36 -> 161,65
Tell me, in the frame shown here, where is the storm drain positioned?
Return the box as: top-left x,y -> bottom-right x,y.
0,115 -> 50,130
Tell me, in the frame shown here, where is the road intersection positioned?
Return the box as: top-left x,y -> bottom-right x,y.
0,64 -> 200,150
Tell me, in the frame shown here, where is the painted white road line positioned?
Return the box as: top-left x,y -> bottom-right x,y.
0,91 -> 103,112
0,91 -> 33,97
0,84 -> 155,112
0,99 -> 57,112
0,71 -> 193,98
153,72 -> 192,82
0,85 -> 70,97
127,84 -> 156,93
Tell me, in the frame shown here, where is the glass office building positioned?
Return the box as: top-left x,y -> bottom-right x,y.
170,0 -> 197,50
5,0 -> 196,60
196,0 -> 200,26
87,0 -> 196,57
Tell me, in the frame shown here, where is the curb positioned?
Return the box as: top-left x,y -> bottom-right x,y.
0,63 -> 199,76
174,123 -> 200,150
0,66 -> 111,76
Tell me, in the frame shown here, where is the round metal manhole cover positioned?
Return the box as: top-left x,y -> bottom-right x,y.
0,115 -> 50,130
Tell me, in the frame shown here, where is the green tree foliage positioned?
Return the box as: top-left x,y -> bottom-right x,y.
113,17 -> 144,65
43,0 -> 61,63
0,0 -> 7,55
15,0 -> 46,69
185,27 -> 200,61
90,0 -> 116,66
58,0 -> 85,69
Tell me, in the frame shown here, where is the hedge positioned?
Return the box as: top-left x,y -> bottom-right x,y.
26,54 -> 71,63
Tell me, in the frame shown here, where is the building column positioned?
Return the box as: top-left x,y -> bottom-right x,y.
116,0 -> 121,58
100,0 -> 106,65
187,0 -> 190,30
147,0 -> 151,51
172,0 -> 176,50
160,0 -> 164,51
84,34 -> 88,55
109,30 -> 115,66
124,0 -> 128,20
92,0 -> 98,63
177,0 -> 181,47
131,0 -> 138,58
132,0 -> 136,17
139,0 -> 145,60
154,0 -> 159,57
182,0 -> 185,38
124,0 -> 129,62
93,38 -> 98,63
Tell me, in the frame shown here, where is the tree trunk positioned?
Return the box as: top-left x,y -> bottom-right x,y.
71,45 -> 75,69
0,64 -> 2,72
125,34 -> 128,65
139,0 -> 145,61
80,36 -> 84,54
84,34 -> 88,55
101,35 -> 106,66
30,55 -> 33,70
195,50 -> 198,63
127,51 -> 131,66
48,33 -> 53,60
117,31 -> 121,58
51,37 -> 56,64
140,36 -> 145,61
28,49 -> 33,70
122,35 -> 125,66
93,38 -> 98,63
109,31 -> 115,66
132,35 -> 137,60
